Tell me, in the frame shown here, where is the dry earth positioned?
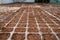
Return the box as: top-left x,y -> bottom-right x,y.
0,3 -> 60,40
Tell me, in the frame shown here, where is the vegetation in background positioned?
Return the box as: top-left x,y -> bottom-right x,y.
51,2 -> 60,4
35,0 -> 50,3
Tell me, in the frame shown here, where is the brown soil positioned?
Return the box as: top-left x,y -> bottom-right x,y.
12,33 -> 25,40
28,34 -> 41,40
42,34 -> 57,40
0,3 -> 60,40
0,33 -> 10,40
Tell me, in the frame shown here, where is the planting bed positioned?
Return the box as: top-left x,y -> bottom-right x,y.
0,3 -> 60,40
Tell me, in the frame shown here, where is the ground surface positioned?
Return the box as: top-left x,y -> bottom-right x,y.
0,3 -> 60,40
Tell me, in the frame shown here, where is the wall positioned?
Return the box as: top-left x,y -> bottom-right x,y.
18,0 -> 35,2
0,0 -> 35,4
24,0 -> 34,2
2,0 -> 13,4
0,0 -> 2,4
18,0 -> 22,2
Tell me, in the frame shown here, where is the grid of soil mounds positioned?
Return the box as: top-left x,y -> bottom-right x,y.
0,3 -> 60,40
